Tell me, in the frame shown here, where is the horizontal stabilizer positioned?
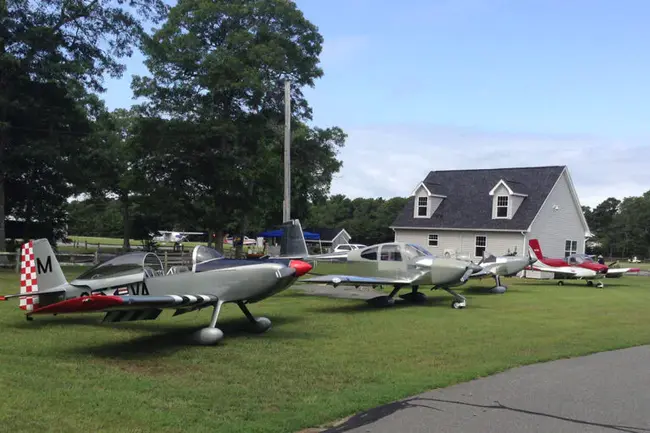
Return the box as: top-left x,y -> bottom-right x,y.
1,287 -> 67,300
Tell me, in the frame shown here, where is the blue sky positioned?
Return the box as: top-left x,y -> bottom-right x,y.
101,0 -> 650,207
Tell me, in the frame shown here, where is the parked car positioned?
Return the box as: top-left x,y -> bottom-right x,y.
332,243 -> 367,253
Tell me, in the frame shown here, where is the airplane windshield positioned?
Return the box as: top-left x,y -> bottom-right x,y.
192,245 -> 224,265
568,254 -> 592,264
404,244 -> 433,260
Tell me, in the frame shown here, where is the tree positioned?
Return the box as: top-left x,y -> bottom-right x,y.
132,0 -> 343,255
0,0 -> 167,250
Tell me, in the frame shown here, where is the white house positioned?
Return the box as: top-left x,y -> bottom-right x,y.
390,165 -> 591,259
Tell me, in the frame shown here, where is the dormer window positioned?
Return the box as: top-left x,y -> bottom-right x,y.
496,196 -> 508,218
417,197 -> 428,216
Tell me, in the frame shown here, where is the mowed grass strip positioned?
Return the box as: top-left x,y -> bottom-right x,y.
0,267 -> 649,433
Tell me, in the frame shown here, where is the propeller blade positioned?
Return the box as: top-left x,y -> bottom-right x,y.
460,266 -> 478,283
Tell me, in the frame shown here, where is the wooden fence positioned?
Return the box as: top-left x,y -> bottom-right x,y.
0,247 -> 245,274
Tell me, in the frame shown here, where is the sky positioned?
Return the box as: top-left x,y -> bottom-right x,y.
100,0 -> 650,208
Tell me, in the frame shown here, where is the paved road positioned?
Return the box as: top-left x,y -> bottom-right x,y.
317,345 -> 650,433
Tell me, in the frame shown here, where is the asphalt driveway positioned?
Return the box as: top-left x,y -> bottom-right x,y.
318,345 -> 650,433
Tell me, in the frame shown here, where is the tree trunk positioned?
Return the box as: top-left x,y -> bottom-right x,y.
0,1 -> 6,253
207,229 -> 213,248
0,175 -> 4,253
235,215 -> 248,259
120,194 -> 131,252
213,230 -> 224,253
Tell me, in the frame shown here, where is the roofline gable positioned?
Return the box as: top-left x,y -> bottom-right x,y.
526,166 -> 591,235
488,179 -> 528,197
410,181 -> 447,198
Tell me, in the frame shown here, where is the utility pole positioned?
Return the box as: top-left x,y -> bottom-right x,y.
283,80 -> 291,222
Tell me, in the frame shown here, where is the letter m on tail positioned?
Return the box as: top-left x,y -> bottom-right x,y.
19,239 -> 67,311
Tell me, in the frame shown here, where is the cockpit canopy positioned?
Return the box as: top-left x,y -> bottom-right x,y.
566,254 -> 593,265
75,252 -> 164,280
192,245 -> 224,267
356,243 -> 433,262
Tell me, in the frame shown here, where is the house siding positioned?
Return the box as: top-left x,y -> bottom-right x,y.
528,170 -> 586,258
393,229 -> 526,259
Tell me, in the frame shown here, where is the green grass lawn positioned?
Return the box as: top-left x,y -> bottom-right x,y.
1,267 -> 650,433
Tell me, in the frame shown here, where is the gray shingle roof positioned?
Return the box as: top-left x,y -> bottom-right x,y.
391,165 -> 566,231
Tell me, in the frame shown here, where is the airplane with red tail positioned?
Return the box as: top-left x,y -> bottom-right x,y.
528,239 -> 640,284
527,239 -> 607,287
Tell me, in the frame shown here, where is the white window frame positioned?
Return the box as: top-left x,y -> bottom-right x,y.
496,195 -> 509,218
416,196 -> 428,217
475,235 -> 487,258
564,239 -> 578,257
428,234 -> 438,247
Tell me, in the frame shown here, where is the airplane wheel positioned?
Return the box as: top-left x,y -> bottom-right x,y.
587,281 -> 594,287
557,281 -> 564,286
451,300 -> 466,309
597,282 -> 604,288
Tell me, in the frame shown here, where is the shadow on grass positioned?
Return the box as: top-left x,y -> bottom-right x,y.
321,397 -> 650,433
306,295 -> 489,314
65,315 -> 309,359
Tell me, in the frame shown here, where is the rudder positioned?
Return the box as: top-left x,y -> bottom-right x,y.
279,220 -> 309,258
528,239 -> 544,260
19,239 -> 67,311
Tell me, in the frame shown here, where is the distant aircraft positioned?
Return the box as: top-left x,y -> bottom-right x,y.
223,235 -> 257,246
151,230 -> 204,243
1,239 -> 311,345
527,239 -> 609,287
468,252 -> 536,293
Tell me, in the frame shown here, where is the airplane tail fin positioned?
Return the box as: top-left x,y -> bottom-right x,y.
528,239 -> 544,261
279,220 -> 309,258
18,239 -> 67,311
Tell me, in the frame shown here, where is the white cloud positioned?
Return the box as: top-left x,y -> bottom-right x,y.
328,124 -> 650,208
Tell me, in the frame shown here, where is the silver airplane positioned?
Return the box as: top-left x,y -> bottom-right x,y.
1,239 -> 312,345
300,242 -> 483,309
467,252 -> 536,293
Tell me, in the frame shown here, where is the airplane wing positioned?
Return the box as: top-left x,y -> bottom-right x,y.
300,274 -> 418,287
607,268 -> 640,276
178,231 -> 205,235
3,293 -> 219,320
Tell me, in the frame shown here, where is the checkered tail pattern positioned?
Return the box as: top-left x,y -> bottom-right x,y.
19,241 -> 39,311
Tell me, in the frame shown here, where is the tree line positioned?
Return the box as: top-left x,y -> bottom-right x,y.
1,0 -> 346,255
582,191 -> 650,259
66,194 -> 409,247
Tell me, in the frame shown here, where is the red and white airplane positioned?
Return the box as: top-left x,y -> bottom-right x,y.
527,239 -> 607,287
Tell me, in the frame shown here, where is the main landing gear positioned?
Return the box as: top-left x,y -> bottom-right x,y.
491,275 -> 507,294
366,285 -> 467,309
191,300 -> 272,345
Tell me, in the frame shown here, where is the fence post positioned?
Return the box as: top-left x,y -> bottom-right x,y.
94,250 -> 99,265
15,251 -> 20,273
164,251 -> 168,272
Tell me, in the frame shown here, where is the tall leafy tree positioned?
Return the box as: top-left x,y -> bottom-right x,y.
0,0 -> 167,250
132,0 -> 344,255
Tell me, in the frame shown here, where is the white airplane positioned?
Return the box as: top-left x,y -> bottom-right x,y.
151,230 -> 205,243
223,236 -> 256,246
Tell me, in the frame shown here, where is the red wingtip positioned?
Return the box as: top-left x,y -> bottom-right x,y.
0,296 -> 5,301
289,260 -> 312,277
630,268 -> 641,273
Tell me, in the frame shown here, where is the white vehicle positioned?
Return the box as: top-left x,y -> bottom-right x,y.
333,243 -> 367,253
